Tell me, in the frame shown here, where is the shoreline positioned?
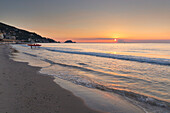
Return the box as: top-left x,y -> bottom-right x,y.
6,43 -> 170,113
0,44 -> 101,113
9,44 -> 148,113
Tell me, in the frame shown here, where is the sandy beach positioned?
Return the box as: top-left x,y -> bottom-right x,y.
1,0 -> 170,112
0,44 -> 101,113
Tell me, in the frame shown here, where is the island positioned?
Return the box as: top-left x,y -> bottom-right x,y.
64,40 -> 76,43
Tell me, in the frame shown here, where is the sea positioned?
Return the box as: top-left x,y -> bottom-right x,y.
11,43 -> 170,113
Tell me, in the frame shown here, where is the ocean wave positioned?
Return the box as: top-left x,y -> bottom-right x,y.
92,83 -> 169,109
38,58 -> 170,109
14,47 -> 170,110
43,47 -> 170,66
40,64 -> 170,109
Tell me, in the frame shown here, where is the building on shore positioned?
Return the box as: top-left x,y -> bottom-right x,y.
0,33 -> 4,39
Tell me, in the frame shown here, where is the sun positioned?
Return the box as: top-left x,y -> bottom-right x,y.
112,33 -> 120,43
113,38 -> 118,43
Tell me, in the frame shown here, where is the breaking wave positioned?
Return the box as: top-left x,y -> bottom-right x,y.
43,48 -> 170,66
39,58 -> 170,109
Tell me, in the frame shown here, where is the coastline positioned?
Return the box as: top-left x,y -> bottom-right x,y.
9,43 -> 170,113
13,43 -> 149,113
0,44 -> 101,113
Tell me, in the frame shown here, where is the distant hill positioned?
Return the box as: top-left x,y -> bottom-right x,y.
0,22 -> 59,43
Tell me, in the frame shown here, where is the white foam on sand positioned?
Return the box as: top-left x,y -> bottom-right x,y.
52,76 -> 146,113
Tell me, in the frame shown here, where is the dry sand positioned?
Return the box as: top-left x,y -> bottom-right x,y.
0,44 -> 102,113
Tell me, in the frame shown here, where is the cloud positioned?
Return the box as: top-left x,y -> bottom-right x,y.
72,38 -> 170,43
74,38 -> 114,40
118,39 -> 170,43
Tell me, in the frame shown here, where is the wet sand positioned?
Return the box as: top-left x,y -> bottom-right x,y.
0,44 -> 101,113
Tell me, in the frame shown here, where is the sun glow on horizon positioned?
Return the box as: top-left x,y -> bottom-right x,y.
112,34 -> 120,43
112,34 -> 120,39
113,38 -> 118,43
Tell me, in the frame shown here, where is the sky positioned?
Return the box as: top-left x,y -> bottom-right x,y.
0,0 -> 170,43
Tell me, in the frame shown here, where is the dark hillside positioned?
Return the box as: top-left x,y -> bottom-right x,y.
0,22 -> 57,43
